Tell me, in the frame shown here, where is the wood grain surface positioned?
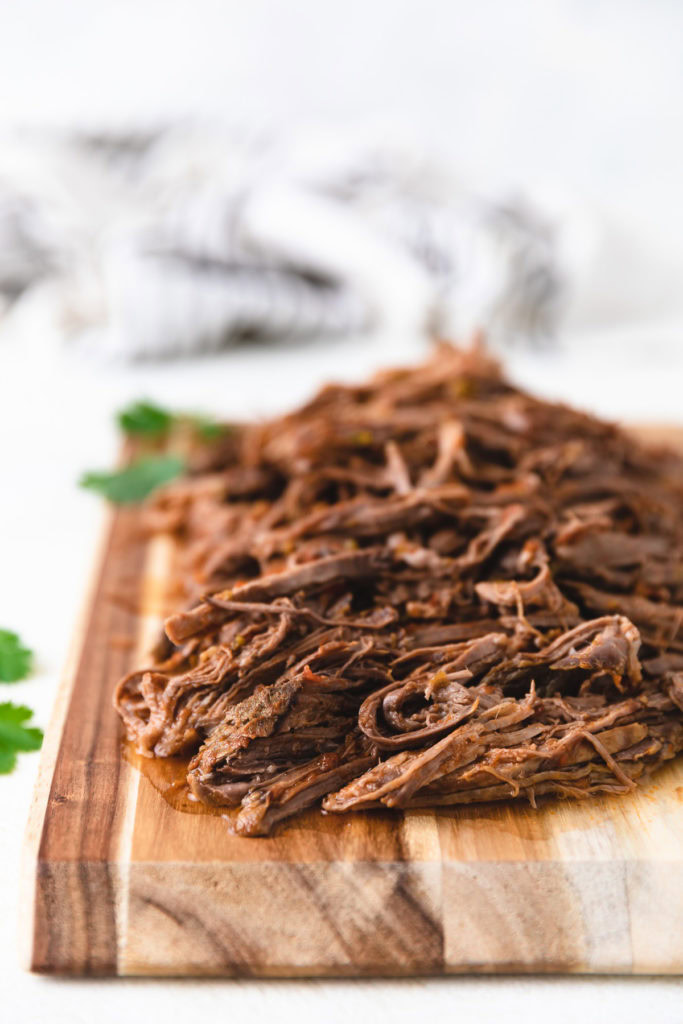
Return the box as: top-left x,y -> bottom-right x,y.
21,428 -> 683,976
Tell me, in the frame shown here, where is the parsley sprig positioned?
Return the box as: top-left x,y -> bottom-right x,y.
80,454 -> 186,504
0,629 -> 42,774
116,399 -> 228,443
0,702 -> 43,774
0,629 -> 32,682
81,400 -> 230,504
117,400 -> 173,437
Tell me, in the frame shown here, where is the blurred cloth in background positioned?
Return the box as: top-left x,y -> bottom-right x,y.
0,123 -> 569,359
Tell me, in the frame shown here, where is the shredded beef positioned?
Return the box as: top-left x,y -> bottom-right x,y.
114,342 -> 683,834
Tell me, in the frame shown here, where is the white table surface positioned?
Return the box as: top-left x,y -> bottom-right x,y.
2,318 -> 682,1023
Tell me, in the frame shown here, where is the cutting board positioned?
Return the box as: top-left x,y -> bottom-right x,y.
22,426 -> 683,976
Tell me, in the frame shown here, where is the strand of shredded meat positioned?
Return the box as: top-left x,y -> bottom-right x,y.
114,342 -> 683,835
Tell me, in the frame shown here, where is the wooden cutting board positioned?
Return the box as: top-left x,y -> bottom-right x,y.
22,426 -> 683,977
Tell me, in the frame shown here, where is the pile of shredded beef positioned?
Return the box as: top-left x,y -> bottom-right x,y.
115,343 -> 683,835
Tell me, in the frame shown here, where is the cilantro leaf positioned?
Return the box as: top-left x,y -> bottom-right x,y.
0,629 -> 33,682
0,702 -> 43,774
80,454 -> 186,504
191,415 -> 228,441
116,399 -> 230,444
117,400 -> 174,437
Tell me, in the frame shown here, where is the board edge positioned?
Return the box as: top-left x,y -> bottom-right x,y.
19,506 -> 114,973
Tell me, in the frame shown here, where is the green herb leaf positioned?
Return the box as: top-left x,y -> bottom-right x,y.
80,454 -> 186,504
0,629 -> 33,683
0,702 -> 43,774
117,400 -> 174,437
116,399 -> 230,444
191,415 -> 228,441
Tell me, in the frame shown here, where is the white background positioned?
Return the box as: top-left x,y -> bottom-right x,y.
2,1 -> 683,1021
